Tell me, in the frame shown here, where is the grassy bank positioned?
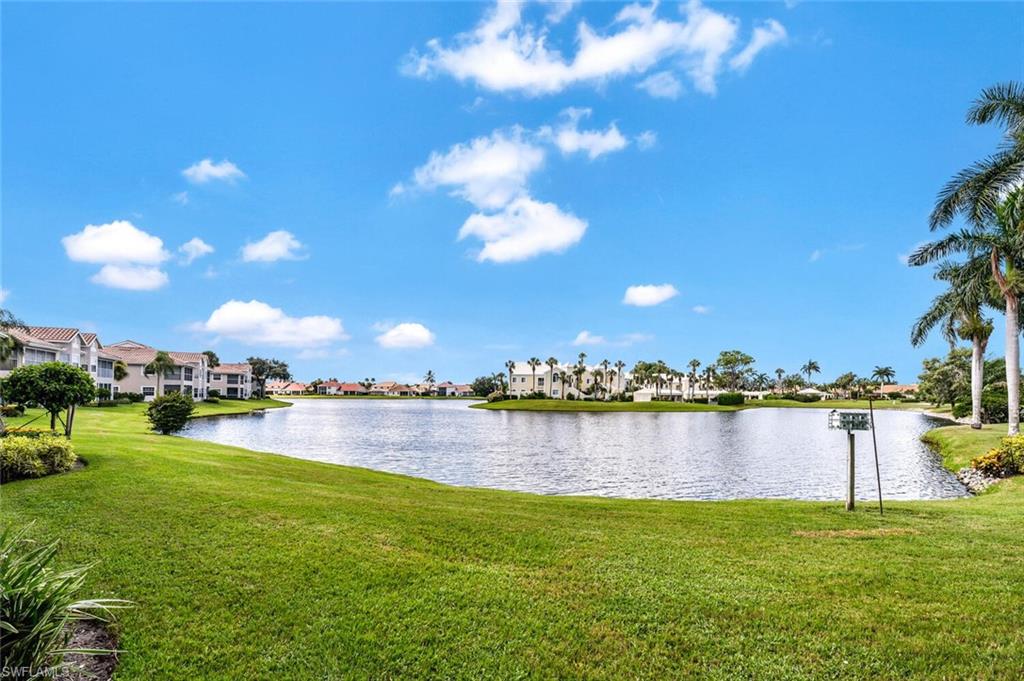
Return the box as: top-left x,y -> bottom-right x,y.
2,403 -> 1022,678
472,398 -> 937,413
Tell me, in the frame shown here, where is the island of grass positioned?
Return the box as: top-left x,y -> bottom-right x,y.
2,400 -> 1021,678
472,397 -> 941,413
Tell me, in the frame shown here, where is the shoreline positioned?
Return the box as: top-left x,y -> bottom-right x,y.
470,397 -> 955,416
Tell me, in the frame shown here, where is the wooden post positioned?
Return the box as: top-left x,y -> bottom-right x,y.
846,431 -> 856,511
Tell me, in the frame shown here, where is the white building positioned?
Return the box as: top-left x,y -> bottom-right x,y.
208,363 -> 253,399
506,362 -> 632,399
1,326 -> 119,396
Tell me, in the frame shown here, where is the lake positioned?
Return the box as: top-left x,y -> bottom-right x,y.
182,399 -> 968,501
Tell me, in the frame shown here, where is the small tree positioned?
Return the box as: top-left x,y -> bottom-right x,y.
202,350 -> 220,369
147,392 -> 195,434
0,363 -> 96,436
247,357 -> 291,398
113,360 -> 129,381
470,375 -> 497,396
144,351 -> 177,396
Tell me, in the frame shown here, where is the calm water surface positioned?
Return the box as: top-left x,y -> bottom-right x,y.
182,399 -> 967,501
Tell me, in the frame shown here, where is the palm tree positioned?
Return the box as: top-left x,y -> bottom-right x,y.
505,360 -> 516,395
360,377 -> 376,391
774,368 -> 785,394
573,363 -> 586,399
871,366 -> 896,394
545,357 -> 559,397
911,258 -> 996,429
702,366 -> 715,398
687,359 -> 700,399
592,369 -> 605,400
527,357 -> 541,394
145,351 -> 177,396
614,360 -> 626,394
423,369 -> 436,395
910,197 -> 1024,434
599,359 -> 611,396
930,82 -> 1024,233
800,360 -> 821,386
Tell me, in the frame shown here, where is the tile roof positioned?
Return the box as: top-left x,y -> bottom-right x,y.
338,383 -> 367,391
215,363 -> 251,374
103,342 -> 205,366
25,327 -> 81,342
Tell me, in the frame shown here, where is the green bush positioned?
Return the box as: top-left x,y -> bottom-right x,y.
1,434 -> 77,482
486,391 -> 506,403
717,392 -> 745,406
146,392 -> 195,434
953,391 -> 1011,423
203,397 -> 221,404
522,391 -> 548,400
119,392 -> 145,403
207,389 -> 221,398
94,398 -> 130,408
687,397 -> 709,404
971,435 -> 1024,477
0,525 -> 129,677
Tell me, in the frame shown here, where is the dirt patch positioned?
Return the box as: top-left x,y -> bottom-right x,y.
793,528 -> 920,539
54,620 -> 119,681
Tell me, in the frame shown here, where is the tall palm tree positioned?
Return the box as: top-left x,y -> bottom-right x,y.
592,369 -> 605,400
871,366 -> 896,393
930,82 -> 1024,232
687,359 -> 700,399
910,197 -> 1024,434
423,369 -> 436,395
702,366 -> 715,398
573,363 -> 586,399
800,360 -> 821,386
545,357 -> 559,397
145,350 -> 177,396
774,368 -> 785,394
505,360 -> 515,395
527,357 -> 541,394
600,359 -> 611,396
614,360 -> 626,394
911,258 -> 996,429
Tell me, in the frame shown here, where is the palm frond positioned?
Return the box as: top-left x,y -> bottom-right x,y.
966,81 -> 1024,137
929,147 -> 1024,229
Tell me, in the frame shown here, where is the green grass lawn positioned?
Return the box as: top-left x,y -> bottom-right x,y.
2,402 -> 1022,678
473,398 -> 937,413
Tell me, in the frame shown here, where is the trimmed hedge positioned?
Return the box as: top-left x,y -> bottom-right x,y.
1,434 -> 77,482
717,392 -> 745,406
147,393 -> 195,435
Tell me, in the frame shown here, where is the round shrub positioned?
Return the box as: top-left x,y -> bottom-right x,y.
207,389 -> 221,399
971,435 -> 1024,477
146,393 -> 195,435
717,392 -> 745,406
203,397 -> 221,404
486,391 -> 506,403
1,434 -> 77,481
119,392 -> 145,404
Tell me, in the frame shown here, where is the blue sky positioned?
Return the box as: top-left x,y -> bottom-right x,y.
3,1 -> 1022,384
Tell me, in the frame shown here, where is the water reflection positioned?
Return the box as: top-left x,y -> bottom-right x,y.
182,400 -> 967,501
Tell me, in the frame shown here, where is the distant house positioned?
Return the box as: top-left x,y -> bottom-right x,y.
797,387 -> 828,398
277,382 -> 308,395
369,381 -> 397,396
102,340 -> 210,401
434,381 -> 457,396
387,384 -> 415,397
454,384 -> 474,397
880,383 -> 918,396
1,326 -> 117,395
207,363 -> 252,399
266,380 -> 292,395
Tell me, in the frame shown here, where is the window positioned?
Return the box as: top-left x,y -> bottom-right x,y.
212,374 -> 222,381
90,364 -> 97,373
183,367 -> 193,381
98,359 -> 114,379
193,387 -> 200,398
142,387 -> 156,397
227,387 -> 239,397
227,375 -> 239,385
164,368 -> 182,380
538,378 -> 545,386
98,383 -> 112,399
553,389 -> 560,396
164,384 -> 181,395
24,349 -> 57,365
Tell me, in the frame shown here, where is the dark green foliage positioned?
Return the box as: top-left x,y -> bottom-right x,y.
203,397 -> 221,404
486,391 -> 506,403
953,390 -> 1013,423
146,393 -> 195,434
1,404 -> 25,417
207,389 -> 221,399
471,376 -> 498,397
118,392 -> 145,404
717,392 -> 745,406
687,397 -> 709,404
0,363 -> 96,435
1,434 -> 77,481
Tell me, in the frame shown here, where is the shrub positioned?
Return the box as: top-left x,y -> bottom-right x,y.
146,392 -> 195,434
203,397 -> 221,404
1,435 -> 77,482
207,389 -> 221,399
717,392 -> 745,406
0,525 -> 130,677
94,398 -> 130,408
971,435 -> 1024,477
486,391 -> 506,403
566,393 -> 577,401
522,391 -> 548,400
687,397 -> 709,404
119,392 -> 145,404
953,391 -> 1011,423
2,428 -> 50,439
1,404 -> 25,417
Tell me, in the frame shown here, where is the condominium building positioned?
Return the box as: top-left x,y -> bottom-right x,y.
207,363 -> 253,399
1,326 -> 118,395
103,341 -> 210,400
506,362 -> 633,399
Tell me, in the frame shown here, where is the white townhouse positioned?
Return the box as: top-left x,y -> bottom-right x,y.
507,362 -> 632,399
207,363 -> 253,399
103,340 -> 209,401
1,326 -> 120,396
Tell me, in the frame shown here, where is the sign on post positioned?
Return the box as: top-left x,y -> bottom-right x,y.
828,410 -> 872,511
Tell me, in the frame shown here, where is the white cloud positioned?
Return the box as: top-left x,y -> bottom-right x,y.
0,288 -> 9,304
541,0 -> 578,24
636,130 -> 658,150
172,191 -> 190,205
729,19 -> 787,72
637,71 -> 683,99
241,230 -> 305,262
406,0 -> 780,97
623,283 -> 679,307
375,322 -> 436,349
197,300 -> 347,348
90,265 -> 169,291
809,249 -> 823,262
410,127 -> 545,210
692,304 -> 711,314
573,330 -> 606,346
546,108 -> 628,160
62,220 -> 169,265
182,158 -> 246,184
179,237 -> 214,265
460,196 -> 587,263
